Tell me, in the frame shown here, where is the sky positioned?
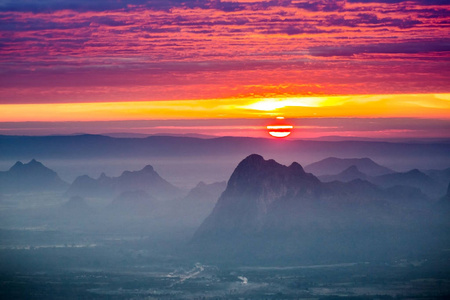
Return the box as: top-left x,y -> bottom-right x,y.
0,0 -> 449,138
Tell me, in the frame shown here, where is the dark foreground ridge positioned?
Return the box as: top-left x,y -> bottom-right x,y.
191,154 -> 450,264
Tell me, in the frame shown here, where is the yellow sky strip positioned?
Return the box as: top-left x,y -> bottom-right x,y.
1,94 -> 449,122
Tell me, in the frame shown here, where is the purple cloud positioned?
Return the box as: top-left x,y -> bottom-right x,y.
309,39 -> 450,56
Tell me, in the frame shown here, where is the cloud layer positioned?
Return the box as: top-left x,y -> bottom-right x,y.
0,0 -> 449,104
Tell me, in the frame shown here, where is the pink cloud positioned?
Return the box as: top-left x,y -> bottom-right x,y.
0,1 -> 448,104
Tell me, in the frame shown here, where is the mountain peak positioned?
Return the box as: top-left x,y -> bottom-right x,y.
230,154 -> 313,187
1,159 -> 68,193
194,155 -> 320,239
288,162 -> 305,173
406,169 -> 423,176
9,159 -> 48,173
68,163 -> 181,200
195,181 -> 207,188
142,165 -> 154,172
305,157 -> 393,177
319,165 -> 368,183
240,154 -> 265,166
25,159 -> 45,169
10,161 -> 24,170
340,165 -> 367,178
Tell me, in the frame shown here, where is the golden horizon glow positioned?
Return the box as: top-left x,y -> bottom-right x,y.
244,97 -> 326,111
0,93 -> 449,122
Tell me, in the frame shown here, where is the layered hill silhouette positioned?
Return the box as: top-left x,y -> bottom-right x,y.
305,157 -> 394,177
67,165 -> 182,200
319,165 -> 368,182
0,159 -> 68,193
370,169 -> 443,197
318,163 -> 445,197
192,154 -> 444,263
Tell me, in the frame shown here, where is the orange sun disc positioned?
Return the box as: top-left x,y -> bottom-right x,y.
267,125 -> 293,138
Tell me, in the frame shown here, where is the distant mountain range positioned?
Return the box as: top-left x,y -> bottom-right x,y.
0,159 -> 68,193
1,154 -> 449,264
313,158 -> 447,197
1,134 -> 450,171
192,154 -> 448,263
371,169 -> 443,197
66,165 -> 182,200
319,165 -> 369,182
305,157 -> 394,176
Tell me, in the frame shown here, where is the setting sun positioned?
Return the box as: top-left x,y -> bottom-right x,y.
267,117 -> 294,138
267,125 -> 294,138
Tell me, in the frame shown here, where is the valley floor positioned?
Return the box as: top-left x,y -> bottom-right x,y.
1,229 -> 450,300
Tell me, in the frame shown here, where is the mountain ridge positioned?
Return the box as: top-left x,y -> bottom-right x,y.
319,165 -> 369,182
0,159 -> 68,193
305,157 -> 394,177
67,164 -> 182,200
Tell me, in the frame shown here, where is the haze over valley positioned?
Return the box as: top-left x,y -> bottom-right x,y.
1,135 -> 450,299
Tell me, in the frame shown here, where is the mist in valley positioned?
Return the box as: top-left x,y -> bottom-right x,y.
1,135 -> 450,299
